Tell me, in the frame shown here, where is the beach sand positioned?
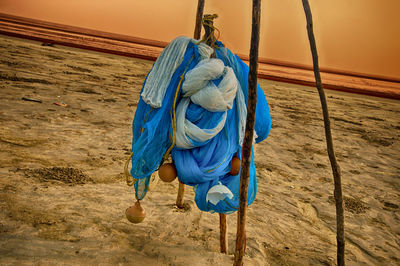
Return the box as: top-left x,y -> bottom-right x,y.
0,35 -> 399,265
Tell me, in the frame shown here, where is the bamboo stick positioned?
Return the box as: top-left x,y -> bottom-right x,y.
301,1 -> 345,265
234,0 -> 261,265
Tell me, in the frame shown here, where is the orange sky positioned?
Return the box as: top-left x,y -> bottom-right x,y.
1,0 -> 399,78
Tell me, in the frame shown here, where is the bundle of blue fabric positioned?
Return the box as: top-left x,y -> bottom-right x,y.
130,36 -> 271,214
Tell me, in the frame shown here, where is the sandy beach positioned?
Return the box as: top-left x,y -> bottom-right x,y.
0,35 -> 399,265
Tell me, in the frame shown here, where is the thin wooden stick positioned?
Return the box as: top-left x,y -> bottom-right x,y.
301,1 -> 345,265
234,0 -> 261,265
176,0 -> 206,209
176,181 -> 185,208
201,13 -> 229,254
194,0 -> 205,39
219,213 -> 227,253
203,14 -> 218,49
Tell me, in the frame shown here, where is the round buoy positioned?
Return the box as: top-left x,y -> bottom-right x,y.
229,156 -> 241,175
158,163 -> 177,182
125,201 -> 146,223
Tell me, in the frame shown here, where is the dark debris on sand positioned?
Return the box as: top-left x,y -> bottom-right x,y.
24,167 -> 93,185
329,195 -> 369,214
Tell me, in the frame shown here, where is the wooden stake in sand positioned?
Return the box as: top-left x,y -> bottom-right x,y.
301,1 -> 345,265
234,0 -> 261,265
176,180 -> 185,208
194,0 -> 205,40
176,0 -> 205,209
219,212 -> 227,253
201,13 -> 228,254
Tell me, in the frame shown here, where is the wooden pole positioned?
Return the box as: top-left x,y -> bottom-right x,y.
202,14 -> 218,49
194,0 -> 205,40
219,213 -> 227,253
301,1 -> 345,265
176,0 -> 206,209
234,0 -> 261,265
176,181 -> 185,208
200,13 -> 229,254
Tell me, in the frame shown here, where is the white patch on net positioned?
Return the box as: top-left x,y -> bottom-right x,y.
206,182 -> 234,205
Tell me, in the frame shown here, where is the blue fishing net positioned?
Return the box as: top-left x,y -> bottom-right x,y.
130,38 -> 271,212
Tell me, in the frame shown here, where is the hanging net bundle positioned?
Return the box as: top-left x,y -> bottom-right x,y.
130,36 -> 271,214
